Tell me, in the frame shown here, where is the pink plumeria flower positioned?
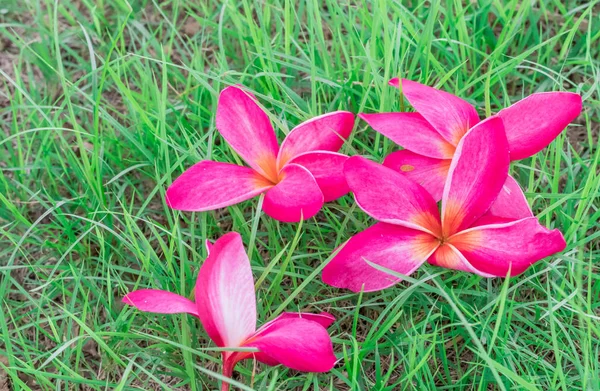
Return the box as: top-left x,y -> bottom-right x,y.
166,85 -> 355,222
322,117 -> 567,292
360,78 -> 582,201
123,232 -> 337,389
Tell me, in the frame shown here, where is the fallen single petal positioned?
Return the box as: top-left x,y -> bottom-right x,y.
442,117 -> 509,236
344,156 -> 442,235
322,223 -> 438,292
289,151 -> 350,202
243,318 -> 336,372
216,86 -> 280,181
195,232 -> 257,347
262,163 -> 324,222
277,111 -> 354,168
383,150 -> 451,201
390,78 -> 480,145
166,161 -> 273,211
497,92 -> 582,160
449,217 -> 567,276
122,289 -> 199,317
360,112 -> 455,159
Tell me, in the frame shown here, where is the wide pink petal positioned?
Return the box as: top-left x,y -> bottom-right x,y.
390,78 -> 480,145
383,150 -> 450,201
427,244 -> 494,277
479,175 -> 533,222
322,223 -> 439,292
277,111 -> 354,168
262,164 -> 324,222
344,156 -> 442,235
288,151 -> 349,202
122,289 -> 199,317
496,92 -> 582,160
449,218 -> 567,276
216,86 -> 280,182
195,232 -> 257,347
166,161 -> 274,211
243,318 -> 336,372
441,117 -> 509,236
256,312 -> 335,335
359,112 -> 455,159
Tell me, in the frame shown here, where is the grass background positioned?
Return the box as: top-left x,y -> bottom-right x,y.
1,0 -> 599,390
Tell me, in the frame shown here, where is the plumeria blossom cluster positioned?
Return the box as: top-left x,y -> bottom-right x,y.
123,79 -> 581,388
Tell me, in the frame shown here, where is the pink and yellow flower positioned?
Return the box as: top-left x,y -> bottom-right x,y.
123,232 -> 336,390
322,117 -> 567,292
360,78 -> 582,201
166,86 -> 355,222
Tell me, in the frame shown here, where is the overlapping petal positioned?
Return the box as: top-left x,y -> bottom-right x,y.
195,232 -> 257,348
360,112 -> 455,159
122,290 -> 199,317
323,223 -> 439,292
277,111 -> 354,167
483,175 -> 533,221
441,117 -> 509,236
497,92 -> 582,160
216,86 -> 280,181
344,156 -> 441,235
289,151 -> 349,202
243,318 -> 336,372
427,244 -> 494,277
449,217 -> 567,276
263,164 -> 324,222
166,161 -> 274,211
383,150 -> 450,201
390,78 -> 480,145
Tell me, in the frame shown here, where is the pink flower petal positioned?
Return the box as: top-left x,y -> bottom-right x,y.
441,117 -> 509,236
243,318 -> 336,372
277,111 -> 354,168
496,92 -> 582,160
344,156 -> 442,235
122,289 -> 199,317
427,244 -> 494,277
359,112 -> 455,159
288,151 -> 349,202
449,217 -> 567,276
262,164 -> 324,222
216,86 -> 280,182
195,232 -> 257,347
479,175 -> 533,222
390,78 -> 480,145
166,161 -> 274,211
257,312 -> 336,333
322,223 -> 439,292
383,150 -> 451,201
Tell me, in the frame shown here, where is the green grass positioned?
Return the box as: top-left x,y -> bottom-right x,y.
1,0 -> 599,390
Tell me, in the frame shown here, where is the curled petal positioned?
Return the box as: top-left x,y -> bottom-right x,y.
122,289 -> 199,317
322,223 -> 439,292
257,312 -> 335,335
195,232 -> 257,347
442,117 -> 509,236
390,78 -> 480,145
360,112 -> 455,159
344,156 -> 442,235
383,150 -> 450,202
277,111 -> 354,167
243,318 -> 336,372
449,217 -> 567,276
216,86 -> 279,181
263,164 -> 324,222
289,151 -> 349,202
166,161 -> 273,211
497,92 -> 582,160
